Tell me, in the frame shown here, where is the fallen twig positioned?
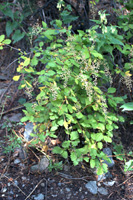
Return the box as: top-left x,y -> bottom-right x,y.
117,175 -> 133,187
25,178 -> 47,200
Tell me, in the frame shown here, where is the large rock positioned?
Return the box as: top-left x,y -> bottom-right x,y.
31,156 -> 49,173
103,147 -> 115,168
85,181 -> 97,194
98,187 -> 108,195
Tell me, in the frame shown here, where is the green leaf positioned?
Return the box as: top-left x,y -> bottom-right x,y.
12,30 -> 25,43
23,58 -> 30,67
46,70 -> 56,76
97,142 -> 103,149
0,35 -> 5,42
97,123 -> 105,131
70,151 -> 78,165
83,157 -> 89,162
70,131 -> 79,140
104,136 -> 112,143
31,56 -> 38,66
42,21 -> 47,29
6,21 -> 16,37
50,125 -> 58,131
95,133 -> 103,142
76,112 -> 83,119
53,146 -> 63,154
3,39 -> 11,45
120,102 -> 133,111
97,166 -> 104,175
90,159 -> 95,168
107,87 -> 116,93
61,150 -> 68,159
91,50 -> 103,59
62,141 -> 70,148
3,7 -> 14,20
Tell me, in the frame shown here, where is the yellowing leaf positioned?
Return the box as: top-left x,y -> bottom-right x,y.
25,80 -> 32,87
64,120 -> 68,129
68,119 -> 71,125
13,75 -> 21,81
125,71 -> 132,77
39,86 -> 46,91
72,106 -> 77,111
41,145 -> 48,152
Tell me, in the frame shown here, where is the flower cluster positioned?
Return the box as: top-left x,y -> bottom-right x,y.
60,67 -> 71,88
50,83 -> 60,100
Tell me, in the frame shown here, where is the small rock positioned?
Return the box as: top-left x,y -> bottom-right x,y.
40,183 -> 45,187
31,164 -> 39,173
103,181 -> 115,187
103,148 -> 115,168
63,165 -> 69,171
38,156 -> 49,173
65,188 -> 71,192
105,171 -> 112,178
98,187 -> 108,195
85,181 -> 97,194
98,174 -> 106,181
34,193 -> 44,200
14,158 -> 21,164
24,122 -> 35,141
8,113 -> 22,122
14,180 -> 18,186
7,183 -> 11,187
2,187 -> 7,193
51,194 -> 57,197
58,182 -> 62,186
22,176 -> 27,181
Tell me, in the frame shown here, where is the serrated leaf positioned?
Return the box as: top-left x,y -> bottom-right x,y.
61,150 -> 68,158
12,30 -> 25,43
76,112 -> 83,119
97,142 -> 103,149
62,141 -> 70,148
97,123 -> 105,131
70,131 -> 79,140
6,21 -> 16,37
13,75 -> 21,81
53,146 -> 63,154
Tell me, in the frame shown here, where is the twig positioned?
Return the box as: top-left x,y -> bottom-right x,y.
25,178 -> 47,200
58,172 -> 89,182
0,105 -> 25,116
0,81 -> 13,101
117,175 -> 133,187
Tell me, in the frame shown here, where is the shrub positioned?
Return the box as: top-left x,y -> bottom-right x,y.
13,12 -> 130,174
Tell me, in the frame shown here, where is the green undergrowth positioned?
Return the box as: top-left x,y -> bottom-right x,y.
0,9 -> 132,174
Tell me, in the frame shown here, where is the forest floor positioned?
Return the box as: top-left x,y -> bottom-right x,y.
0,1 -> 133,199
